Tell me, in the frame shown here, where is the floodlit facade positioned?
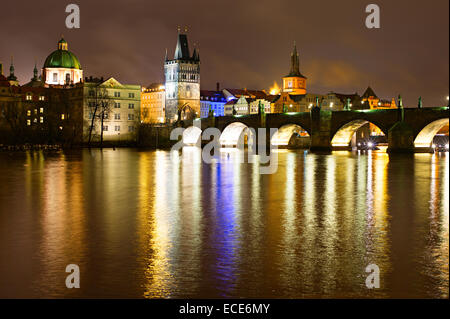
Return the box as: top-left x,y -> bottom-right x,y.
83,77 -> 141,143
141,84 -> 165,124
164,32 -> 200,122
200,90 -> 226,117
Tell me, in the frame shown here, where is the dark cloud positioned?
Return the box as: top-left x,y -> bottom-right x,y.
0,0 -> 448,107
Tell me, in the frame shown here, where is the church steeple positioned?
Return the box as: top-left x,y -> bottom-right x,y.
287,42 -> 305,78
7,56 -> 17,81
282,42 -> 307,95
32,61 -> 38,81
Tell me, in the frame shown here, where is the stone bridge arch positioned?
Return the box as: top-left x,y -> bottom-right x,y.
414,118 -> 449,150
219,122 -> 255,147
330,119 -> 386,148
265,113 -> 312,135
271,123 -> 310,147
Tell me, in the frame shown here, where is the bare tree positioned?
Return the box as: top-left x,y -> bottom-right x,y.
1,99 -> 24,143
87,85 -> 112,148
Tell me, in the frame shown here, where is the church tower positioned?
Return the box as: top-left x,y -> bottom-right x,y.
164,29 -> 200,122
282,43 -> 307,95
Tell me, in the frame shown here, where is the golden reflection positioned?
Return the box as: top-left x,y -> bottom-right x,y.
279,152 -> 298,292
38,152 -> 86,295
429,153 -> 449,297
299,153 -> 317,290
139,151 -> 174,298
321,155 -> 338,293
369,152 -> 390,286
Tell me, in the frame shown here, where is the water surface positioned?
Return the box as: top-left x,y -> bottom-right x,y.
0,149 -> 448,298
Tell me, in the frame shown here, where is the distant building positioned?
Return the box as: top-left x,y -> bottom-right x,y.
164,31 -> 200,122
43,38 -> 83,86
141,83 -> 165,124
224,99 -> 237,116
200,89 -> 226,117
222,88 -> 268,101
249,98 -> 272,114
360,86 -> 396,109
224,95 -> 254,116
83,77 -> 141,143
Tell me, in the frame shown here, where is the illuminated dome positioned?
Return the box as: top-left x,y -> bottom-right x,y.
43,38 -> 83,86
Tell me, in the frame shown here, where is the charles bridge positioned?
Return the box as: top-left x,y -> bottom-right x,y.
177,106 -> 449,153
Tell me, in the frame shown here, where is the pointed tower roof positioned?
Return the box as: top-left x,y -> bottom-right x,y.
174,33 -> 190,60
286,42 -> 306,78
362,86 -> 377,99
32,62 -> 39,81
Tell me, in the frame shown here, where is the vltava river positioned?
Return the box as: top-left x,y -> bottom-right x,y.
0,149 -> 448,298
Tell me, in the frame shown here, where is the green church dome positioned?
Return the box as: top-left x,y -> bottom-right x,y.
43,38 -> 82,69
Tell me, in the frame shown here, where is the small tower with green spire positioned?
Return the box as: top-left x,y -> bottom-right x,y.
32,61 -> 39,81
7,56 -> 17,81
6,56 -> 18,86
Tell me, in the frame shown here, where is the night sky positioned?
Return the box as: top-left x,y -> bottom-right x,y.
0,0 -> 448,107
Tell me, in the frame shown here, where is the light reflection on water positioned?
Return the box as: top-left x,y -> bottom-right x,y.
0,149 -> 448,298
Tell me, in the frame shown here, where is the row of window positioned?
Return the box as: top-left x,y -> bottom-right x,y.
201,96 -> 226,102
101,125 -> 135,132
114,103 -> 135,109
88,91 -> 136,98
25,93 -> 45,101
88,113 -> 136,121
27,108 -> 44,116
27,118 -> 44,125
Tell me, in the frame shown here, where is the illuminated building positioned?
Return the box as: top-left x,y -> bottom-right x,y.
164,30 -> 200,122
82,77 -> 141,143
249,98 -> 272,114
141,83 -> 165,124
43,37 -> 83,86
282,43 -> 307,95
200,89 -> 226,117
222,88 -> 273,115
224,95 -> 253,115
360,86 -> 396,109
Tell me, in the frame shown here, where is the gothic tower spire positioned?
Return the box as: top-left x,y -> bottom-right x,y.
289,41 -> 301,77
